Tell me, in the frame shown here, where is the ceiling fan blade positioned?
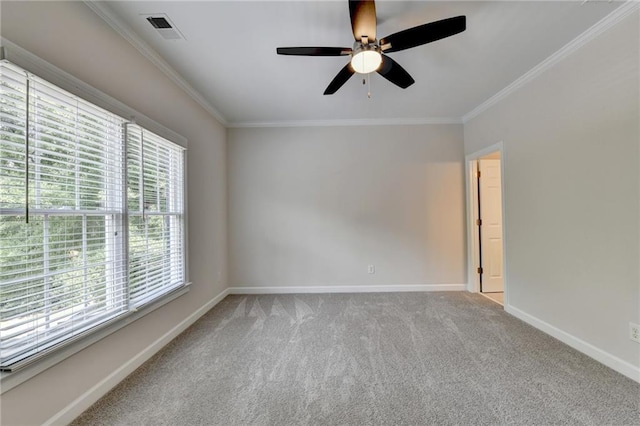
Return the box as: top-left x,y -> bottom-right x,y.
349,0 -> 377,42
380,16 -> 466,53
277,47 -> 352,56
377,55 -> 415,89
324,63 -> 355,95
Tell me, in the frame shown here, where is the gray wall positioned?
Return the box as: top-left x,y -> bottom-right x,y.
228,125 -> 467,288
1,1 -> 637,424
464,11 -> 639,367
1,2 -> 228,425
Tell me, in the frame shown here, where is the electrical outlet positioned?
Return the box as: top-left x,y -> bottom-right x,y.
368,265 -> 375,274
630,322 -> 640,343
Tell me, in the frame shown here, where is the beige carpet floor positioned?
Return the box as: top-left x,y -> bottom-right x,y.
72,292 -> 640,425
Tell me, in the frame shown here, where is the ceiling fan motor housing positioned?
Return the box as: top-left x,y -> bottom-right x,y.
276,1 -> 466,94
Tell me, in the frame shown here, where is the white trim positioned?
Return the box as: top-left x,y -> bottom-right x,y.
0,285 -> 191,392
38,285 -> 638,425
42,288 -> 231,426
464,142 -> 508,306
84,1 -> 640,130
0,39 -> 187,149
83,0 -> 228,127
506,305 -> 640,384
637,9 -> 640,354
462,1 -> 640,123
465,143 -> 505,162
465,159 -> 480,293
82,1 -> 459,130
84,1 -> 638,129
0,49 -> 192,391
228,117 -> 462,128
228,284 -> 466,294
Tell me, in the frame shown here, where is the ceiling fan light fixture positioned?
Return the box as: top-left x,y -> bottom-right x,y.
276,1 -> 467,94
351,49 -> 382,74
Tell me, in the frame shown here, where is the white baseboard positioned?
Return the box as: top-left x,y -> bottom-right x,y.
44,288 -> 231,426
41,287 -> 639,425
505,304 -> 640,384
229,284 -> 466,294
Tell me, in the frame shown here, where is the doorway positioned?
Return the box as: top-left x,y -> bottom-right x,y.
466,143 -> 506,306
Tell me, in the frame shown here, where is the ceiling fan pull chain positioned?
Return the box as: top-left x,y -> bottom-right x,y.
367,73 -> 372,99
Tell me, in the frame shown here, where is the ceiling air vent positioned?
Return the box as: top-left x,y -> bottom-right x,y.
147,16 -> 172,29
143,14 -> 185,40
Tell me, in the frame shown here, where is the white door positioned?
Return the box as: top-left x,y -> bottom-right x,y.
479,159 -> 504,292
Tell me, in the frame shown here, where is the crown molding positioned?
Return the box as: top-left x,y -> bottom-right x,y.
82,2 -> 460,130
228,117 -> 463,128
462,1 -> 640,124
1,38 -> 187,148
85,0 -> 638,130
83,0 -> 228,126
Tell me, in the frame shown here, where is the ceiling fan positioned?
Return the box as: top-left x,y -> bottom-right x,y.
277,0 -> 466,95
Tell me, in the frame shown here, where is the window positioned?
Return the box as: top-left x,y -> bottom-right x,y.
125,125 -> 185,307
0,61 -> 186,371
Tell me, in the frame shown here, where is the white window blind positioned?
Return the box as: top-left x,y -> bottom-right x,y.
0,61 -> 186,371
125,124 -> 185,307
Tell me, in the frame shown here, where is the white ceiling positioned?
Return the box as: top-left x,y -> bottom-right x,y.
100,1 -> 622,126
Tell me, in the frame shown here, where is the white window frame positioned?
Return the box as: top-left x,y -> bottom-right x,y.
0,41 -> 190,393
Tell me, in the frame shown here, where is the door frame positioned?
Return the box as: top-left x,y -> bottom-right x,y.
465,142 -> 508,304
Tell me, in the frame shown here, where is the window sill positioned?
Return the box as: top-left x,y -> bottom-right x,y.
0,283 -> 190,394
